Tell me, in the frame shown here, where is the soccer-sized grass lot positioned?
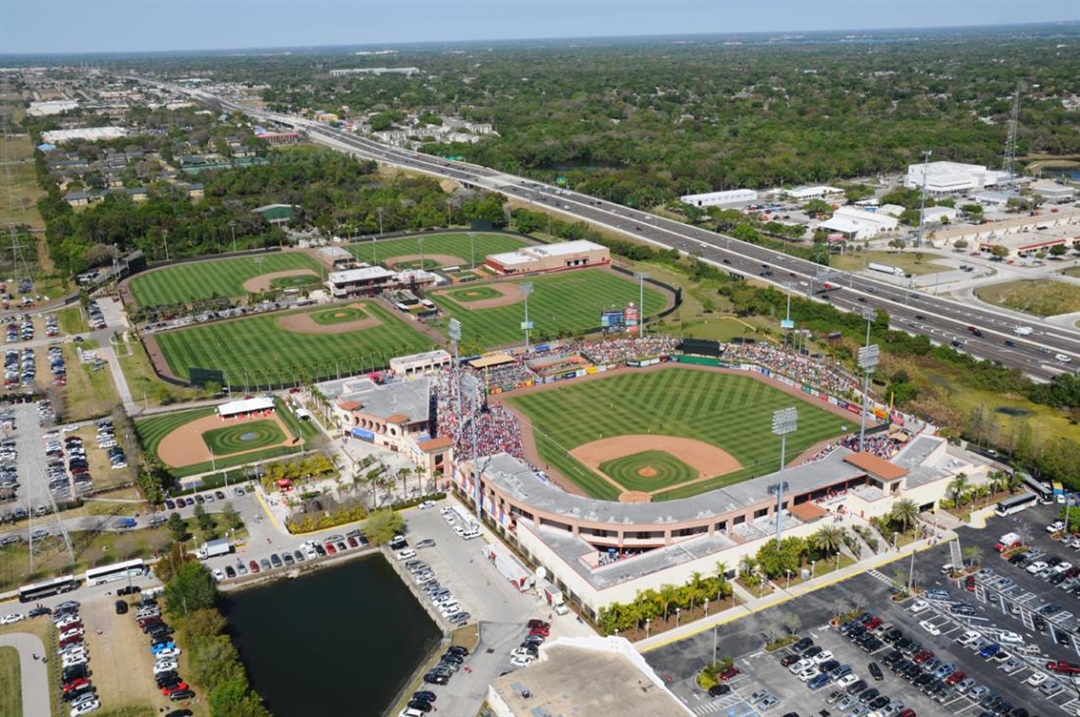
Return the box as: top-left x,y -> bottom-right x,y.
128,252 -> 324,307
153,302 -> 432,386
507,368 -> 851,501
599,450 -> 697,492
348,231 -> 530,265
431,269 -> 667,349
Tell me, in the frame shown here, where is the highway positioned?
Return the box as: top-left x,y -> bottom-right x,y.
140,79 -> 1080,381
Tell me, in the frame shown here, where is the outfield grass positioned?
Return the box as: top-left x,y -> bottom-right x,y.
508,368 -> 850,501
974,279 -> 1080,317
153,302 -> 432,387
599,450 -> 696,492
446,286 -> 501,302
128,252 -> 324,307
202,420 -> 285,454
431,270 -> 667,350
350,232 -> 529,266
135,407 -> 216,460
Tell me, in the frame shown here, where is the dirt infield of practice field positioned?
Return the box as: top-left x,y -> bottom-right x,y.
242,269 -> 320,294
434,281 -> 525,309
275,303 -> 383,334
571,435 -> 742,502
386,254 -> 467,270
156,412 -> 296,468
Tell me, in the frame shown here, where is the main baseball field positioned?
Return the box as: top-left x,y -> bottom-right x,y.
505,367 -> 853,502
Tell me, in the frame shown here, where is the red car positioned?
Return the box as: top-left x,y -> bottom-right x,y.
863,617 -> 882,630
912,650 -> 933,664
965,575 -> 976,592
325,543 -> 337,555
1046,660 -> 1080,675
527,619 -> 551,630
717,666 -> 740,681
62,678 -> 90,692
248,560 -> 260,573
58,637 -> 83,649
347,536 -> 359,548
945,671 -> 966,685
162,682 -> 189,695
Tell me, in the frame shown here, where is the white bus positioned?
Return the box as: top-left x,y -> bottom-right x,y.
995,492 -> 1040,517
18,575 -> 78,603
84,558 -> 147,586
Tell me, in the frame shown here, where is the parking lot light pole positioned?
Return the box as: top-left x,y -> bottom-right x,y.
772,407 -> 798,547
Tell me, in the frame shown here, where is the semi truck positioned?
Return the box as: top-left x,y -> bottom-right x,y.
541,581 -> 570,615
195,538 -> 232,560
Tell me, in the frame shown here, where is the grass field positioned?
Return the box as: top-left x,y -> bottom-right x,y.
0,646 -> 19,717
270,274 -> 321,290
1060,266 -> 1080,279
202,420 -> 285,454
310,306 -> 367,324
974,279 -> 1080,317
431,269 -> 667,349
0,134 -> 45,230
599,450 -> 697,492
446,286 -> 501,302
153,302 -> 432,386
831,250 -> 949,277
135,407 -> 216,459
349,232 -> 530,266
507,368 -> 850,501
127,252 -> 324,307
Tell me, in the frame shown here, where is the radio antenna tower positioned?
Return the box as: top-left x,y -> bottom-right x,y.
1002,82 -> 1022,181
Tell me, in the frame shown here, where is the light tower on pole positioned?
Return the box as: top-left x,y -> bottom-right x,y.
449,318 -> 462,419
772,407 -> 798,547
520,282 -> 534,352
916,149 -> 932,246
857,310 -> 880,452
636,272 -> 649,337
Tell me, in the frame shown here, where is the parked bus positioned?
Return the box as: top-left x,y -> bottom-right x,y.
1018,471 -> 1054,504
18,575 -> 78,603
84,558 -> 146,586
995,492 -> 1040,517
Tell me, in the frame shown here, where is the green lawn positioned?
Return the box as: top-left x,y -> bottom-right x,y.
309,306 -> 367,325
0,646 -> 19,717
135,407 -> 216,460
431,270 -> 668,350
508,368 -> 850,501
974,279 -> 1080,317
350,232 -> 530,267
831,250 -> 949,277
153,302 -> 433,388
599,450 -> 697,492
128,252 -> 324,307
446,286 -> 501,302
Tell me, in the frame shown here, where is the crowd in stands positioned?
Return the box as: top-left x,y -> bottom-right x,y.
479,360 -> 536,389
579,335 -> 680,365
431,365 -> 525,462
721,342 -> 860,398
800,432 -> 900,466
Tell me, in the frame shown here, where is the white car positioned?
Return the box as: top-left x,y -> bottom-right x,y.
1047,522 -> 1064,534
1026,561 -> 1049,574
396,549 -> 417,561
919,620 -> 941,636
462,530 -> 482,540
1,613 -> 25,625
789,659 -> 814,675
1053,562 -> 1073,574
59,628 -> 85,640
418,500 -> 435,510
909,600 -> 930,614
153,660 -> 178,674
70,699 -> 100,716
510,654 -> 535,668
796,666 -> 818,682
213,568 -> 225,582
811,650 -> 834,664
836,673 -> 859,688
1027,672 -> 1049,687
155,647 -> 181,659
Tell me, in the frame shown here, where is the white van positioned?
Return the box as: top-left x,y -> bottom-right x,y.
998,631 -> 1024,645
1055,354 -> 1072,364
396,549 -> 417,561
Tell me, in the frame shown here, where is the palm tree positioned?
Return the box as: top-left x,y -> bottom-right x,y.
658,584 -> 678,623
891,499 -> 920,535
948,473 -> 969,508
739,554 -> 758,578
811,525 -> 845,557
397,466 -> 412,497
963,545 -> 984,569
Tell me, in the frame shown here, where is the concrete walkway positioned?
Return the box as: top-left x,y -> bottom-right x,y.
0,631 -> 51,717
634,527 -> 957,653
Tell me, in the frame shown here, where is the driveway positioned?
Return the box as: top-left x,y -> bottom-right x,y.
0,631 -> 50,717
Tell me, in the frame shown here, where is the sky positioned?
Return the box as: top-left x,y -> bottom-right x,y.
1,0 -> 1077,55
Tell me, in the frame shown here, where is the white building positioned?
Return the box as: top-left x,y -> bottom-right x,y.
787,185 -> 844,201
923,206 -> 959,224
41,127 -> 128,144
905,161 -> 1011,195
820,205 -> 900,240
679,188 -> 758,208
1030,180 -> 1076,204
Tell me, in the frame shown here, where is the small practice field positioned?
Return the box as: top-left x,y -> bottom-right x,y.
507,367 -> 851,502
127,252 -> 324,307
831,250 -> 950,277
136,401 -> 318,477
431,269 -> 669,349
148,301 -> 432,387
349,231 -> 530,268
974,279 -> 1080,317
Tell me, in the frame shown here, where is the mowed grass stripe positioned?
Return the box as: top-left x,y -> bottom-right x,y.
349,232 -> 529,265
154,302 -> 432,386
134,407 -> 216,458
129,253 -> 324,307
508,369 -> 850,501
432,270 -> 667,349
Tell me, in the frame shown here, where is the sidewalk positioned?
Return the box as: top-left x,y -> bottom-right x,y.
635,528 -> 957,653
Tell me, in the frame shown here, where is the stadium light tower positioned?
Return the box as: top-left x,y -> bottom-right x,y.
449,318 -> 462,417
772,407 -> 798,547
520,282 -> 534,352
857,309 -> 880,452
636,272 -> 649,337
916,149 -> 932,246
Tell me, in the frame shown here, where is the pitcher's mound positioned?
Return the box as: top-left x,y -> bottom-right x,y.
619,491 -> 652,503
637,466 -> 658,478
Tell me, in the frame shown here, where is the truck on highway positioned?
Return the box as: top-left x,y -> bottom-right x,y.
867,262 -> 906,277
195,538 -> 232,560
1013,326 -> 1033,336
541,581 -> 570,615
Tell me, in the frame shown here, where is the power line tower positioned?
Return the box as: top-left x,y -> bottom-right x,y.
7,225 -> 34,288
1002,82 -> 1022,180
26,453 -> 77,574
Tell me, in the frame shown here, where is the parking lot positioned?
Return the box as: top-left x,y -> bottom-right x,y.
646,523 -> 1080,717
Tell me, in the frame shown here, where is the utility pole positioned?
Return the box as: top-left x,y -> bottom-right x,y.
916,150 -> 931,246
229,221 -> 237,254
